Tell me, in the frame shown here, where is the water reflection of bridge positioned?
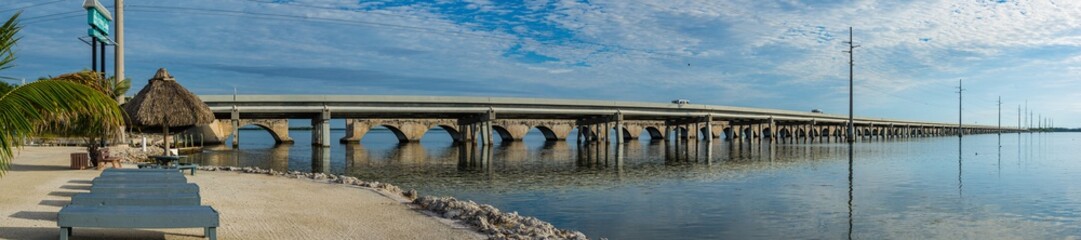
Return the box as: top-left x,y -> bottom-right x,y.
194,138 -> 864,176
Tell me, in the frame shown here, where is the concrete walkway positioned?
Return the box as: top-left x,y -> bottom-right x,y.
0,147 -> 483,240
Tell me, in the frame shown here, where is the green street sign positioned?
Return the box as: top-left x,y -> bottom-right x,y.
87,8 -> 110,35
88,28 -> 109,43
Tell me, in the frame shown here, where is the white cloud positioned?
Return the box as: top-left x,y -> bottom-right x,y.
5,0 -> 1081,125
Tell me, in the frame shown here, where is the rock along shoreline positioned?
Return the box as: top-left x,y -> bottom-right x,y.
196,166 -> 589,240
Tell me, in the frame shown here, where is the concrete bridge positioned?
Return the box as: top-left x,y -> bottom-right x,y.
189,95 -> 1023,146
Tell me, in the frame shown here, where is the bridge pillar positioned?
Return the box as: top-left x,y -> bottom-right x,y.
484,111 -> 495,145
458,111 -> 494,145
690,122 -> 700,141
492,120 -> 530,141
261,119 -> 294,144
615,113 -> 624,144
704,115 -> 713,143
458,122 -> 475,143
341,119 -> 369,143
540,123 -> 573,141
312,108 -> 331,147
623,125 -> 642,140
395,121 -> 431,142
230,108 -> 240,148
768,117 -> 776,143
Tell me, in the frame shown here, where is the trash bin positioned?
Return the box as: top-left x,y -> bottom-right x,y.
70,153 -> 89,170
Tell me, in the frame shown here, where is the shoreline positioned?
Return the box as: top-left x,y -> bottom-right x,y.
196,165 -> 589,240
0,146 -> 587,239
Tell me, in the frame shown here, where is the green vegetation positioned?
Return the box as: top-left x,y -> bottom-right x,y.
0,13 -> 125,176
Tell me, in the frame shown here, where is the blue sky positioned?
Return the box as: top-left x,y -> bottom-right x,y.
2,0 -> 1080,127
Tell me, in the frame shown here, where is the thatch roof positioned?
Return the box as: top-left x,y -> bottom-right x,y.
124,68 -> 214,129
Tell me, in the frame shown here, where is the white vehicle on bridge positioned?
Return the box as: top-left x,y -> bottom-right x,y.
672,99 -> 690,105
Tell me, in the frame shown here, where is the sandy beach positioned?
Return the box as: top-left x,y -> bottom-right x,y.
0,147 -> 483,240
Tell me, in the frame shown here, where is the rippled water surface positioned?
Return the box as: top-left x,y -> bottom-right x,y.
189,129 -> 1081,239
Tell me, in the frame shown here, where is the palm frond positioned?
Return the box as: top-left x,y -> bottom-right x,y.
106,76 -> 131,100
0,80 -> 124,176
0,81 -> 13,94
0,12 -> 21,78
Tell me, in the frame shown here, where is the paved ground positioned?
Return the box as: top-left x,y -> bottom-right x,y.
0,147 -> 483,240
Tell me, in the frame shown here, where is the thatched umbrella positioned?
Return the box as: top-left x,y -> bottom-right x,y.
124,68 -> 213,156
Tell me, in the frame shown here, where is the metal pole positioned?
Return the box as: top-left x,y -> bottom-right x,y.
99,39 -> 106,79
957,79 -> 963,138
91,39 -> 97,71
997,96 -> 1001,134
114,0 -> 124,103
845,27 -> 857,143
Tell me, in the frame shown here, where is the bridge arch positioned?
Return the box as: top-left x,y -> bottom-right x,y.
622,127 -> 634,140
226,119 -> 294,145
492,125 -> 513,142
379,125 -> 412,143
742,127 -> 754,140
428,125 -> 461,142
645,126 -> 664,140
533,125 -> 560,141
236,123 -> 287,144
777,128 -> 791,139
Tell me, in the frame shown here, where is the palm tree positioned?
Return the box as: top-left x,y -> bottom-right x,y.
0,13 -> 125,176
40,70 -> 131,164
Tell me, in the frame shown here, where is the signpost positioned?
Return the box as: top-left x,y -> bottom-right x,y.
83,0 -> 112,79
87,5 -> 110,42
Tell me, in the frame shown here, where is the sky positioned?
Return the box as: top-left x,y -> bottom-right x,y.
1,0 -> 1079,127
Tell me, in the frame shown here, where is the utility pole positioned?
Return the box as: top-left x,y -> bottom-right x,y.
956,79 -> 964,138
843,27 -> 859,143
114,0 -> 124,103
997,96 -> 1001,134
1017,105 -> 1021,134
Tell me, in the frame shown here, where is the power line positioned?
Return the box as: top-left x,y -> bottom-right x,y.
21,10 -> 84,25
0,0 -> 66,13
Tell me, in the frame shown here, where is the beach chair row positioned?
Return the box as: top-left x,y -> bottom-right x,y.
58,168 -> 219,240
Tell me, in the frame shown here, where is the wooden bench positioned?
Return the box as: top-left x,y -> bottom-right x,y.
58,205 -> 219,240
176,163 -> 198,176
96,148 -> 122,170
71,192 -> 201,206
91,183 -> 200,194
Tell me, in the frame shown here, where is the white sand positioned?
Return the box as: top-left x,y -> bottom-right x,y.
0,147 -> 483,240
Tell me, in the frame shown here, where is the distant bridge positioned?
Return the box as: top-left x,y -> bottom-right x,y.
190,95 -> 1022,146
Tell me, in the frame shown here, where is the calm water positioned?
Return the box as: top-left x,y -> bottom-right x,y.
189,128 -> 1081,239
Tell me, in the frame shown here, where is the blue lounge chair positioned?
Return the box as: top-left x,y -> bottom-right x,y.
58,205 -> 219,240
